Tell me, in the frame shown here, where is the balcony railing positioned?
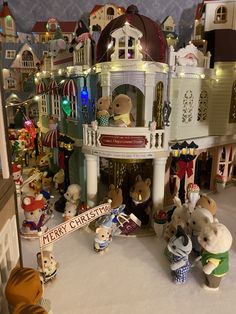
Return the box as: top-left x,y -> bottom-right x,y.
21,61 -> 35,68
82,124 -> 166,159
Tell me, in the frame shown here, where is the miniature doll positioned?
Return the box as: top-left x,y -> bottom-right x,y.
167,226 -> 192,284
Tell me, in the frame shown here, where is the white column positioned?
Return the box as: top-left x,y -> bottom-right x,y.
85,154 -> 98,207
101,72 -> 111,96
152,157 -> 167,211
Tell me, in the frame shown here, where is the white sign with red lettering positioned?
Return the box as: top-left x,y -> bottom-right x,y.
39,202 -> 111,249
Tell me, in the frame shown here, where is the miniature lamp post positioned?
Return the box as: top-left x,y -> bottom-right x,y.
171,141 -> 198,204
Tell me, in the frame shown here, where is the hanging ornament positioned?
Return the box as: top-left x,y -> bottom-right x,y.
61,96 -> 71,116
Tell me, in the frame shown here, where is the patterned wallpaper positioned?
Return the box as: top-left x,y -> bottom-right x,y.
9,0 -> 200,44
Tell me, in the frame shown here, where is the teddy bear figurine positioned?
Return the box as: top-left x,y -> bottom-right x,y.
167,225 -> 192,284
21,194 -> 47,238
64,184 -> 81,205
110,94 -> 133,127
94,220 -> 113,254
5,266 -> 52,313
96,96 -> 111,126
198,222 -> 232,291
37,244 -> 59,283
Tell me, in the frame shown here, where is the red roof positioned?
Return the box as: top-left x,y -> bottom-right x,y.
90,4 -> 125,16
195,3 -> 204,20
0,1 -> 15,19
32,21 -> 77,33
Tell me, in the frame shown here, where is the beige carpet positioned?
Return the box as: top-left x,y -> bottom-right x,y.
20,186 -> 236,314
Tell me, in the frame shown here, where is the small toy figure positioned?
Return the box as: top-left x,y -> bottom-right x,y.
162,100 -> 172,127
167,226 -> 192,284
5,266 -> 52,313
110,94 -> 133,127
62,202 -> 78,221
198,222 -> 232,291
196,194 -> 217,216
189,206 -> 215,256
125,175 -> 152,225
12,163 -> 23,188
94,220 -> 113,254
96,96 -> 111,126
186,183 -> 200,212
21,194 -> 47,238
55,183 -> 81,213
69,20 -> 91,53
37,244 -> 59,283
53,168 -> 65,193
64,184 -> 81,206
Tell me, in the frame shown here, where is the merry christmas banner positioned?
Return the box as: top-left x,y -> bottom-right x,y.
39,202 -> 111,248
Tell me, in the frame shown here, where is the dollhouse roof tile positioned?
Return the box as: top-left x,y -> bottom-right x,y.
32,21 -> 77,33
96,5 -> 167,63
0,1 -> 15,18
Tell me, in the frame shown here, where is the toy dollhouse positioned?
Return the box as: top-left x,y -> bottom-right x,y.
0,0 -> 17,43
36,1 -> 236,212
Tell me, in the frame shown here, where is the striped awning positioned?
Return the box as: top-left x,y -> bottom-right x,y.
63,79 -> 76,96
43,130 -> 59,148
36,81 -> 47,94
49,80 -> 59,95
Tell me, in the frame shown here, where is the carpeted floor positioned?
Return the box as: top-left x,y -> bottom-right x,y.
20,186 -> 236,314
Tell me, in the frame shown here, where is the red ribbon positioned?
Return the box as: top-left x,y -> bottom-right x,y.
176,160 -> 193,180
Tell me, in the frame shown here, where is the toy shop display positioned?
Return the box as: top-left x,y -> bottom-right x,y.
198,222 -> 232,291
167,226 -> 192,284
5,266 -> 52,313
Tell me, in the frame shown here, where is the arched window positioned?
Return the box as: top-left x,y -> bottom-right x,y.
182,90 -> 194,123
197,90 -> 208,121
107,7 -> 115,18
215,6 -> 227,23
22,50 -> 34,67
229,80 -> 236,123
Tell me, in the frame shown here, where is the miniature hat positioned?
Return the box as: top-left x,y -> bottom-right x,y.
187,183 -> 200,193
22,195 -> 45,211
12,163 -> 22,173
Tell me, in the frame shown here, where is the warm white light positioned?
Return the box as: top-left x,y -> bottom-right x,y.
107,41 -> 113,49
179,72 -> 184,77
60,79 -> 65,84
58,69 -> 62,75
34,96 -> 40,101
216,79 -> 219,82
200,74 -> 205,79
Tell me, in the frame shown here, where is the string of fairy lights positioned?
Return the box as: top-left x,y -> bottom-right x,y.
5,20 -> 167,110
